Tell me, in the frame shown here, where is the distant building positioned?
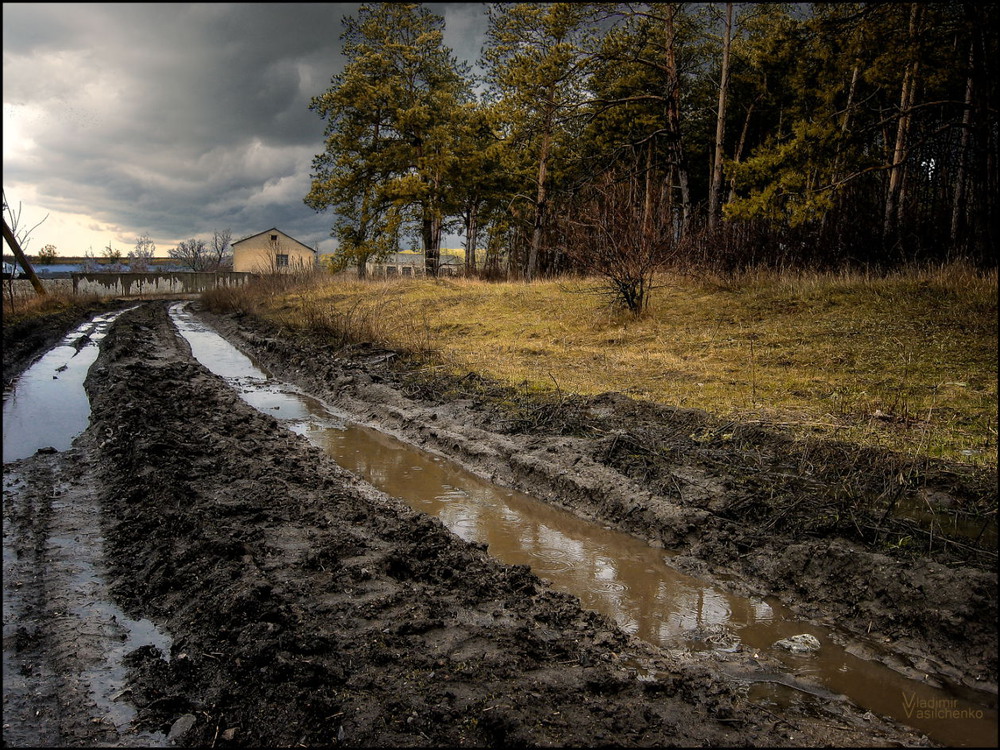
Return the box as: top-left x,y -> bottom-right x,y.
368,249 -> 470,277
232,228 -> 317,273
2,260 -> 26,279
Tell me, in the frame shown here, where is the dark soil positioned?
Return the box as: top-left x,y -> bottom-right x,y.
198,304 -> 997,696
3,299 -> 994,747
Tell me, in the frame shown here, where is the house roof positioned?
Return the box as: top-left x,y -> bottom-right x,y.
232,228 -> 316,254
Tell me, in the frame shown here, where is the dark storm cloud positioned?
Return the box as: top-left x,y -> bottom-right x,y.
3,3 -> 354,249
3,2 -> 487,252
434,2 -> 490,77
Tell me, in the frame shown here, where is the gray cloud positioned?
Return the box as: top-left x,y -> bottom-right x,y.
3,3 -> 488,253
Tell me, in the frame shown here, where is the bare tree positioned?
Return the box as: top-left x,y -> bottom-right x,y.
561,172 -> 676,315
81,248 -> 101,273
102,242 -> 125,271
169,238 -> 210,271
210,228 -> 233,270
129,233 -> 156,272
2,189 -> 48,254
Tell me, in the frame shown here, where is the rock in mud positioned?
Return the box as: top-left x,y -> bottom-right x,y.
774,634 -> 822,653
167,713 -> 197,744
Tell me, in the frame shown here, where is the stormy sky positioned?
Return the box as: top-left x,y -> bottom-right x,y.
2,3 -> 489,258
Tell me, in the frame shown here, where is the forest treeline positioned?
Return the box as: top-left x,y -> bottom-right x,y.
305,2 -> 998,286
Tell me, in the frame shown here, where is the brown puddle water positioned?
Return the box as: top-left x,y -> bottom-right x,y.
170,303 -> 997,747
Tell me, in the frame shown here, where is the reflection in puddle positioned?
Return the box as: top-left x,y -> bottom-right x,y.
169,302 -> 996,747
47,518 -> 173,731
3,307 -> 166,744
3,470 -> 171,746
3,308 -> 134,463
299,417 -> 765,643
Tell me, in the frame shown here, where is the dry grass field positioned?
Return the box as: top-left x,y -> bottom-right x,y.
203,262 -> 997,467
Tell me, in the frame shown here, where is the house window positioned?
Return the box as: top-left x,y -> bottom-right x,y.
270,234 -> 278,242
276,254 -> 289,268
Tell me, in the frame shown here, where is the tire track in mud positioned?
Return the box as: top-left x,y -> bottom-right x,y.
67,300 -> 928,746
3,442 -> 168,747
1,300 -> 937,747
196,304 -> 996,700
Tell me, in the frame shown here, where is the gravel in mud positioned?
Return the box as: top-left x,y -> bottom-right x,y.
2,299 -> 992,746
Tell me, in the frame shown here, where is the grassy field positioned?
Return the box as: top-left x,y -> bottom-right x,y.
209,263 -> 995,467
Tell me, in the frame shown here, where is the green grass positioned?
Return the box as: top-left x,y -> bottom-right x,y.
202,263 -> 997,467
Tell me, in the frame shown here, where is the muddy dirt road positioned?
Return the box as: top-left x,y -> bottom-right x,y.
3,300 -> 996,746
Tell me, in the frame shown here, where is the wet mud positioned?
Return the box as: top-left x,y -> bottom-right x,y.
170,301 -> 996,745
2,300 -> 124,392
200,305 -> 997,687
2,299 -> 995,746
197,302 -> 997,741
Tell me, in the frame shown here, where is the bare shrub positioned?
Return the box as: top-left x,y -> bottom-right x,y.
128,234 -> 156,272
560,172 -> 677,314
201,268 -> 325,316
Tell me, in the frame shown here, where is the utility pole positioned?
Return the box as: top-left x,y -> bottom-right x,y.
2,217 -> 47,296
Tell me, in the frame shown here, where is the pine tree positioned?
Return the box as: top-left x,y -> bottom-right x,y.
482,2 -> 599,280
306,3 -> 471,277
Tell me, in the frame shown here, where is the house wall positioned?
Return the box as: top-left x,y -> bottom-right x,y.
232,233 -> 316,273
367,262 -> 463,278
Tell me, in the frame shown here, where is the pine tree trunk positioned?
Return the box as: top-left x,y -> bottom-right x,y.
664,5 -> 691,237
643,140 -> 654,239
423,213 -> 440,277
950,41 -> 975,248
708,2 -> 733,231
465,200 -> 479,277
528,103 -> 554,281
728,97 -> 758,205
883,3 -> 923,244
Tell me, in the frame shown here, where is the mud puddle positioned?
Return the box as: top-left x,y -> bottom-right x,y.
3,306 -> 172,745
895,493 -> 998,550
169,302 -> 996,747
2,307 -> 135,463
3,462 -> 172,746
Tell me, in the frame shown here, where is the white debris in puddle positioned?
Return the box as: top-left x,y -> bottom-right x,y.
773,634 -> 821,653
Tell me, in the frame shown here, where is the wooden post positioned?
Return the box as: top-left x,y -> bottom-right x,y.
2,217 -> 47,296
